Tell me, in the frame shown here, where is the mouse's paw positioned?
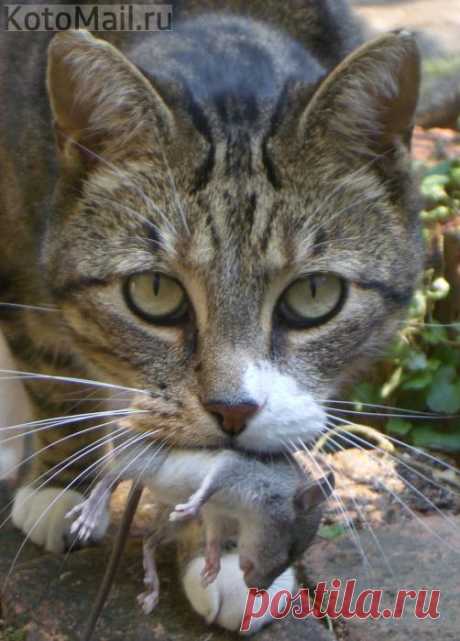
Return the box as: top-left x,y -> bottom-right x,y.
67,496 -> 105,542
169,500 -> 199,522
12,486 -> 110,553
137,589 -> 160,615
182,553 -> 296,634
201,562 -> 220,588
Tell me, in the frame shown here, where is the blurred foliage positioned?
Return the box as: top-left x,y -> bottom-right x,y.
350,158 -> 460,452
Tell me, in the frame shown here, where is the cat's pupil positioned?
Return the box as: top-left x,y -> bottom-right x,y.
309,277 -> 317,299
153,273 -> 161,296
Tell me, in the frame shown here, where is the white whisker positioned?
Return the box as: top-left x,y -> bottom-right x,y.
0,368 -> 148,396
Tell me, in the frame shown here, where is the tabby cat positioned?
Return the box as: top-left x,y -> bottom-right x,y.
0,0 -> 423,631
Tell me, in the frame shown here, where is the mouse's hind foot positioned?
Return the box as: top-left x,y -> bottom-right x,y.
137,588 -> 160,615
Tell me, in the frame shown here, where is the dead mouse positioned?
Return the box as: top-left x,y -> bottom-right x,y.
71,448 -> 333,640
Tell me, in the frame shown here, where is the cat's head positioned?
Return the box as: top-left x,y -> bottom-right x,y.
43,20 -> 422,454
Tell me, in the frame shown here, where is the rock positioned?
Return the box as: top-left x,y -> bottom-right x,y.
307,515 -> 460,641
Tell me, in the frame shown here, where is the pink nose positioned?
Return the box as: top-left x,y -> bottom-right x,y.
204,400 -> 260,435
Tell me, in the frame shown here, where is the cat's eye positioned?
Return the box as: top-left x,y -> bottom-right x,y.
277,273 -> 346,328
124,272 -> 189,324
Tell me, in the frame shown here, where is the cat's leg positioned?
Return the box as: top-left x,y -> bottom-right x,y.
0,330 -> 33,483
178,522 -> 296,634
0,321 -> 113,553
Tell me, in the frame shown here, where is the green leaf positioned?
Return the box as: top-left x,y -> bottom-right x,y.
426,366 -> 460,413
412,427 -> 460,452
422,173 -> 450,187
423,160 -> 452,177
386,418 -> 413,436
404,351 -> 428,372
450,167 -> 460,189
351,382 -> 380,407
401,372 -> 433,390
318,524 -> 348,540
423,325 -> 449,345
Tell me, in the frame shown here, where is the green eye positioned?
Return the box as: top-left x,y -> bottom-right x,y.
278,274 -> 346,328
124,272 -> 189,324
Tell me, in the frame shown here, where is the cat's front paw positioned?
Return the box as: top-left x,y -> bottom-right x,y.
12,486 -> 110,553
182,553 -> 296,635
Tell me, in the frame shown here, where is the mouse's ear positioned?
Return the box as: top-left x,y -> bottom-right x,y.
294,472 -> 335,510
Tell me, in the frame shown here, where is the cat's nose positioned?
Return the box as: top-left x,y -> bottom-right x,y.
203,399 -> 260,435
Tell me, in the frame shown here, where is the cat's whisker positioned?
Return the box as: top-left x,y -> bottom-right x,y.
0,422 -> 129,527
4,428 -> 156,585
325,412 -> 460,476
329,428 -> 460,532
323,415 -> 460,498
0,421 -> 128,530
159,146 -> 190,236
290,438 -> 371,570
319,399 -> 442,416
94,194 -> 176,242
312,432 -> 394,576
0,303 -> 59,313
323,406 -> 454,420
0,408 -> 146,435
71,138 -> 179,240
0,411 -> 143,448
70,435 -> 168,547
0,368 -> 149,396
395,320 -> 460,328
325,431 -> 460,554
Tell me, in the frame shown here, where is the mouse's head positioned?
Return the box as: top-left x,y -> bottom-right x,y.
240,472 -> 335,589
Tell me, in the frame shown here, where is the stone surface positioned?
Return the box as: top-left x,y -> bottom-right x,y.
308,515 -> 460,641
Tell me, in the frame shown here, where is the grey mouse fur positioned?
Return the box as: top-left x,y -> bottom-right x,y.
70,447 -> 333,639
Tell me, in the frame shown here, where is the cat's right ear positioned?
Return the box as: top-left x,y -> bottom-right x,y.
47,30 -> 174,168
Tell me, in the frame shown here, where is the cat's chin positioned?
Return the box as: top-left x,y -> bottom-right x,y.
12,486 -> 110,553
182,552 -> 296,634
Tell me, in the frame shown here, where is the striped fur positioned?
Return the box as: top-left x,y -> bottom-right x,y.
0,0 -> 423,628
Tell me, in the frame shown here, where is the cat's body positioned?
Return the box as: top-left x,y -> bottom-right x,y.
0,0 -> 423,632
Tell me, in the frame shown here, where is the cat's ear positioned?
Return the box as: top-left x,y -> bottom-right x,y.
281,31 -> 420,164
294,472 -> 335,511
47,30 -> 174,167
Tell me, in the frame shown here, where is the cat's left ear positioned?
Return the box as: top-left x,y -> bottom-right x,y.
294,472 -> 335,510
277,31 -> 420,165
47,30 -> 175,167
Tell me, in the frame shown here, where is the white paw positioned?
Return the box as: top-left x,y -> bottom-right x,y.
0,447 -> 18,481
11,486 -> 110,553
182,553 -> 296,635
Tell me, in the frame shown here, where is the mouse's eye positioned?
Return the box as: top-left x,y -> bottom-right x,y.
277,273 -> 346,328
124,272 -> 189,324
